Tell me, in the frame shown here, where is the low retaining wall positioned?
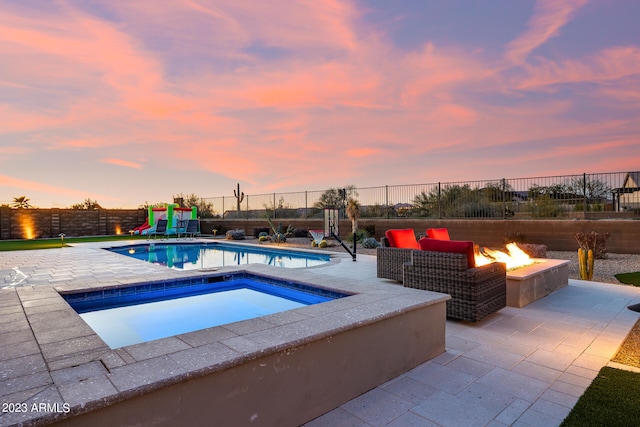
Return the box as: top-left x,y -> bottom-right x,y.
201,218 -> 640,254
2,208 -> 638,254
0,208 -> 146,240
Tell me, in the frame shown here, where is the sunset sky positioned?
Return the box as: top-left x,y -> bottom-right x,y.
1,0 -> 639,208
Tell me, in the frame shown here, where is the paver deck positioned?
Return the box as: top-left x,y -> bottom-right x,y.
1,239 -> 639,427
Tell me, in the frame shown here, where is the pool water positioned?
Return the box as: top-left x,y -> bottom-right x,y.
107,242 -> 330,270
62,273 -> 347,348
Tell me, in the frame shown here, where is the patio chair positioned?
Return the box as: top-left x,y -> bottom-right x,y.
426,228 -> 450,240
147,219 -> 168,240
403,248 -> 506,322
183,219 -> 201,239
377,229 -> 420,282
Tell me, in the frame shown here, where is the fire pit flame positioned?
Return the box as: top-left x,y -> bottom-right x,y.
475,243 -> 534,270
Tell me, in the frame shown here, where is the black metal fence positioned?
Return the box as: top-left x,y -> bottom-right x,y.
198,171 -> 640,220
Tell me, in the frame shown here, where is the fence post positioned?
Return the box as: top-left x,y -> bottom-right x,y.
246,196 -> 249,220
502,178 -> 506,219
438,182 -> 442,219
385,185 -> 389,219
305,191 -> 308,219
273,193 -> 276,219
583,173 -> 587,217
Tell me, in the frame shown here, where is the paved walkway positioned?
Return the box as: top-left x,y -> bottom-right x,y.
2,240 -> 640,427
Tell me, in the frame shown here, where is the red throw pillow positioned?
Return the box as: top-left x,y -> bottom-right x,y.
419,237 -> 475,268
386,229 -> 419,249
426,228 -> 450,240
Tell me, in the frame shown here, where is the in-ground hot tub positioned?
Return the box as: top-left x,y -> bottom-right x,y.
46,266 -> 449,427
62,273 -> 349,348
506,259 -> 569,307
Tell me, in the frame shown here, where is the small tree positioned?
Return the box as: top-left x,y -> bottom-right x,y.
11,196 -> 33,209
70,198 -> 102,209
172,193 -> 217,218
313,185 -> 358,210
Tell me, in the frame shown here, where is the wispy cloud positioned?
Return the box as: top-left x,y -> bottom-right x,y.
504,0 -> 587,65
101,158 -> 144,170
0,174 -> 114,202
515,46 -> 640,89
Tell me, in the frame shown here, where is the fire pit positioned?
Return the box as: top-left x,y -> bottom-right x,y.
505,259 -> 569,307
475,244 -> 569,308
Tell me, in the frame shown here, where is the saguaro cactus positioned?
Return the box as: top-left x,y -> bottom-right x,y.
234,183 -> 244,216
578,247 -> 594,280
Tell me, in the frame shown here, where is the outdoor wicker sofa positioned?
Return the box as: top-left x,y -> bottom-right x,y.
403,250 -> 506,322
377,244 -> 415,282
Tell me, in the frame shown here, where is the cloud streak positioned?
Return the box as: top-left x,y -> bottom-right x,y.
504,0 -> 587,65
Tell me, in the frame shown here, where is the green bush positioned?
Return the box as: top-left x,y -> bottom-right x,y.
345,229 -> 369,243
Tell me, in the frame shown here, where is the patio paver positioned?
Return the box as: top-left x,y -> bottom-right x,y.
1,240 -> 639,427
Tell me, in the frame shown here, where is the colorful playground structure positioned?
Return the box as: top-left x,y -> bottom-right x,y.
131,204 -> 198,236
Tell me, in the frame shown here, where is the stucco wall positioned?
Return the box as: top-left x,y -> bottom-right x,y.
201,218 -> 640,254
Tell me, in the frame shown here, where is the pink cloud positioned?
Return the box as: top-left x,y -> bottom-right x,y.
0,174 -> 115,202
101,158 -> 144,170
504,0 -> 587,65
516,46 -> 640,89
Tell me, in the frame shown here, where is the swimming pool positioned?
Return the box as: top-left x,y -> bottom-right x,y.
107,242 -> 330,270
62,273 -> 348,348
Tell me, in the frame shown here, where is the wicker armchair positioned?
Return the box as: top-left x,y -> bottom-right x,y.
403,251 -> 506,322
376,236 -> 418,282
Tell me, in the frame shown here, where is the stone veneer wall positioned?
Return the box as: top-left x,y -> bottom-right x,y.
1,208 -> 638,254
0,207 -> 146,240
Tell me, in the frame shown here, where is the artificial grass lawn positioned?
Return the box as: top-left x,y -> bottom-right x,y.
0,235 -> 148,251
615,272 -> 640,286
561,367 -> 640,426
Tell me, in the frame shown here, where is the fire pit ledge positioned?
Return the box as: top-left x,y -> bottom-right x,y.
505,259 -> 569,308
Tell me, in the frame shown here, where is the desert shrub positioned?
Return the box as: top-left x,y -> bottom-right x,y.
225,229 -> 245,240
361,237 -> 380,249
319,240 -> 328,248
254,227 -> 270,238
574,231 -> 610,259
345,229 -> 369,243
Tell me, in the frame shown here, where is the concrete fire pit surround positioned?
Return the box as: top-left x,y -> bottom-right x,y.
506,259 -> 569,308
0,250 -> 448,427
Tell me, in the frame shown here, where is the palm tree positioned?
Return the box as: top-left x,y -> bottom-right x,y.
11,196 -> 33,209
346,198 -> 361,235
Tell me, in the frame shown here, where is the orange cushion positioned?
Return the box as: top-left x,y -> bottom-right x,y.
426,228 -> 450,240
385,229 -> 419,249
419,237 -> 475,268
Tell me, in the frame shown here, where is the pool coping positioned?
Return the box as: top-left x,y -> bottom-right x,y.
0,241 -> 449,426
